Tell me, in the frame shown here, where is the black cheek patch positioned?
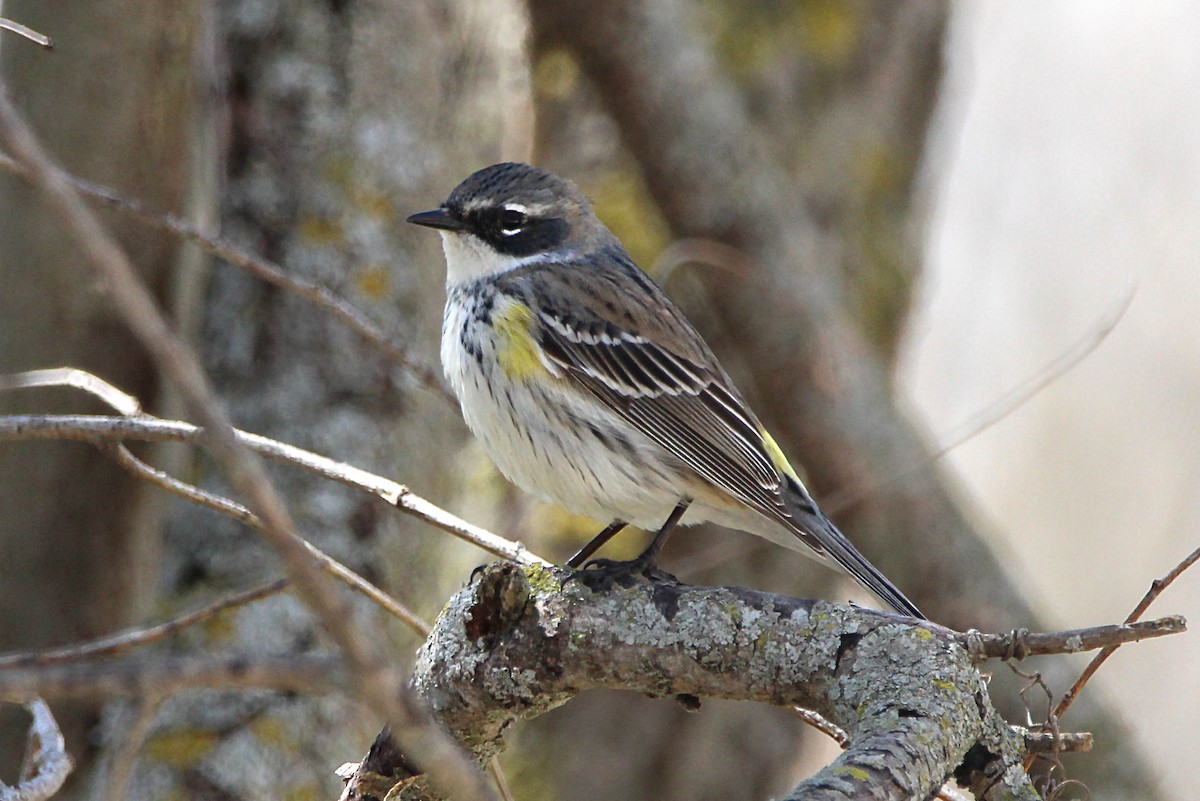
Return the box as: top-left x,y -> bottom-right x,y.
489,217 -> 569,257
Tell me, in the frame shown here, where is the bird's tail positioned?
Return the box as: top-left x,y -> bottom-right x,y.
782,477 -> 925,620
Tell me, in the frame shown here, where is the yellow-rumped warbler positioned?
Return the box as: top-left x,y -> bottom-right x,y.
407,162 -> 923,619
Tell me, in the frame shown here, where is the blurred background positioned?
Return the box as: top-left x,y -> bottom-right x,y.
905,3 -> 1200,796
0,1 -> 1195,800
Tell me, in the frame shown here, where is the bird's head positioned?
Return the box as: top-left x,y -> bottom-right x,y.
407,162 -> 608,284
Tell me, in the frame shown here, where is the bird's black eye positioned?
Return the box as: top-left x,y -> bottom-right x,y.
499,206 -> 528,235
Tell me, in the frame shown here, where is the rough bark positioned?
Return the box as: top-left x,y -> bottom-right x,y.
0,2 -> 208,788
342,562 -> 1038,801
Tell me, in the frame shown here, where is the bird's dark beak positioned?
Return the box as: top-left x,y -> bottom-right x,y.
405,208 -> 470,232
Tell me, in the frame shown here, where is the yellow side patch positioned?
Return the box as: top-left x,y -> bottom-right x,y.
759,427 -> 802,483
493,301 -> 546,380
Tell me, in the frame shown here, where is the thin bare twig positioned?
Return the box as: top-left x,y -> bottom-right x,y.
952,616 -> 1186,661
927,284 -> 1136,461
100,695 -> 163,801
0,17 -> 54,49
789,706 -> 849,748
1,369 -> 438,633
1045,777 -> 1092,801
486,758 -> 516,801
1021,730 -> 1092,755
107,442 -> 257,524
0,699 -> 72,801
0,368 -> 143,416
0,656 -> 343,700
0,82 -> 497,801
0,411 -> 548,568
1052,544 -> 1200,723
102,444 -> 432,635
824,284 -> 1136,514
650,237 -> 753,285
0,153 -> 448,400
1010,661 -> 1061,772
0,581 -> 286,669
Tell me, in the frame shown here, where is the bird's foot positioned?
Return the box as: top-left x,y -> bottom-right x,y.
567,500 -> 689,590
568,554 -> 677,591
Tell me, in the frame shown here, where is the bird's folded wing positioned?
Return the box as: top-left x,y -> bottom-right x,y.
534,310 -> 798,526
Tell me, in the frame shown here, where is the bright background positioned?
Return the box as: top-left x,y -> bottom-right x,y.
903,2 -> 1200,790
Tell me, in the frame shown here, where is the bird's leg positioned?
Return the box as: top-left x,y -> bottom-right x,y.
566,520 -> 627,568
630,499 -> 690,569
573,500 -> 691,586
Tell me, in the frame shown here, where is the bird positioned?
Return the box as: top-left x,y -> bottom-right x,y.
406,162 -> 924,619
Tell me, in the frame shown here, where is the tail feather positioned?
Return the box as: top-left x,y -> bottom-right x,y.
782,480 -> 925,620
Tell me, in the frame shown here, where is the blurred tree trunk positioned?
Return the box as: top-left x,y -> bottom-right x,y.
127,2 -> 532,801
0,1 -> 210,788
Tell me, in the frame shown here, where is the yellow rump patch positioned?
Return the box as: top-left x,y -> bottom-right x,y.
493,301 -> 546,380
759,427 -> 803,484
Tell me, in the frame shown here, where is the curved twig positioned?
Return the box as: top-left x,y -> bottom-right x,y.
0,412 -> 547,568
0,157 -> 448,400
0,699 -> 72,801
0,582 -> 286,669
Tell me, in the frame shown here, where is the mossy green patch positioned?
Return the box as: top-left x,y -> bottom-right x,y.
282,785 -> 320,801
522,563 -> 561,595
145,728 -> 220,767
298,215 -> 344,246
833,764 -> 870,781
354,266 -> 391,301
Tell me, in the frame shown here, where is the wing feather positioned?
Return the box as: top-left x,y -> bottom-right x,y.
535,316 -> 790,522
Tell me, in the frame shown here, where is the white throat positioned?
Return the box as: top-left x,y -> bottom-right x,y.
439,231 -> 571,287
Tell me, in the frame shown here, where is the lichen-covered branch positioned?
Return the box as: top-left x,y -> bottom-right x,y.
343,562 -> 1038,801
